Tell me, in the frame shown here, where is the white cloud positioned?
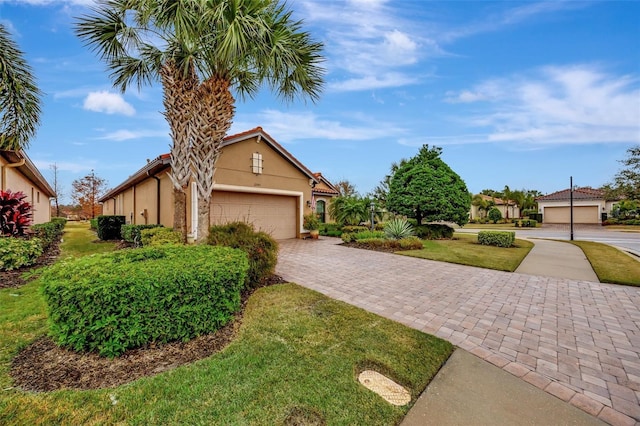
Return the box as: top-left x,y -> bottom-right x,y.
442,65 -> 640,145
329,73 -> 418,92
233,109 -> 405,143
33,159 -> 96,174
83,91 -> 136,116
96,129 -> 169,142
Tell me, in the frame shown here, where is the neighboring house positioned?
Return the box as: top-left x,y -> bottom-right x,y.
1,149 -> 55,225
470,194 -> 520,220
99,127 -> 337,240
536,187 -> 616,224
311,172 -> 339,223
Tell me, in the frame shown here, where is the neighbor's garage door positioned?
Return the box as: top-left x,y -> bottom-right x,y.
544,206 -> 599,224
210,191 -> 297,239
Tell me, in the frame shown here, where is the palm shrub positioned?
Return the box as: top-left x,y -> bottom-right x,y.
384,218 -> 414,240
207,222 -> 279,289
0,189 -> 32,236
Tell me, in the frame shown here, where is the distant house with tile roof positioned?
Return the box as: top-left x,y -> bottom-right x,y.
99,127 -> 338,240
535,187 -> 617,224
470,194 -> 520,220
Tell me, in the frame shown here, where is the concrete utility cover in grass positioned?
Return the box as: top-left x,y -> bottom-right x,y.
358,370 -> 410,406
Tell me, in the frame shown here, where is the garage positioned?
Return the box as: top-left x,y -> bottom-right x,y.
210,191 -> 298,239
544,206 -> 599,224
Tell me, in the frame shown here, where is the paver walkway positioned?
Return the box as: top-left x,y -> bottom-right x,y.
276,238 -> 640,425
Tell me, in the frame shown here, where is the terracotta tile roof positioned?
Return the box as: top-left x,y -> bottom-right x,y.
312,172 -> 339,195
536,187 -> 605,201
474,193 -> 516,206
99,127 -> 319,202
313,186 -> 339,195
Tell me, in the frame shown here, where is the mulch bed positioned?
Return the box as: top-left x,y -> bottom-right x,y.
0,239 -> 61,289
4,237 -> 287,392
340,242 -> 400,253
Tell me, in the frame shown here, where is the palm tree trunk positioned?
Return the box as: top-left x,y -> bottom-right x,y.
191,77 -> 235,243
160,62 -> 197,243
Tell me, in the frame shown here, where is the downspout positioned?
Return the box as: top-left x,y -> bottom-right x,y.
1,158 -> 26,191
152,175 -> 161,224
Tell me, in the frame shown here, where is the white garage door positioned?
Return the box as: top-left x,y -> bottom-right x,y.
210,191 -> 297,239
544,206 -> 599,224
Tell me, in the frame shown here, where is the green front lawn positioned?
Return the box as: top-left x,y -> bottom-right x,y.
569,241 -> 640,286
59,221 -> 116,258
0,223 -> 453,425
397,233 -> 533,272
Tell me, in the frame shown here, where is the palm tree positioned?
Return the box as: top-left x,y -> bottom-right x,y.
76,0 -> 324,242
0,23 -> 42,151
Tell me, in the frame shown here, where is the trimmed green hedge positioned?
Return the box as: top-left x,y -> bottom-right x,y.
207,222 -> 278,289
121,224 -> 163,245
0,237 -> 43,271
478,231 -> 515,248
41,245 -> 248,357
341,230 -> 385,243
89,219 -> 98,230
414,224 -> 454,240
515,219 -> 538,228
31,219 -> 65,250
140,227 -> 182,246
97,215 -> 125,240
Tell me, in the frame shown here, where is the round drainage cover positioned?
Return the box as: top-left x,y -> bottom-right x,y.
358,370 -> 411,406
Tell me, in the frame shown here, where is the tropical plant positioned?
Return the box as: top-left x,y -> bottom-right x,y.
303,213 -> 320,230
0,23 -> 42,151
471,194 -> 494,219
329,196 -> 373,226
76,0 -> 325,243
387,145 -> 471,226
384,218 -> 414,240
487,207 -> 502,224
0,189 -> 33,236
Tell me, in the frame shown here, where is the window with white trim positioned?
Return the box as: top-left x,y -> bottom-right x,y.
251,152 -> 263,174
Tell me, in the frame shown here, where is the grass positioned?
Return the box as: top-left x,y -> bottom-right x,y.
59,221 -> 116,258
397,233 -> 534,272
568,241 -> 640,286
0,223 -> 453,425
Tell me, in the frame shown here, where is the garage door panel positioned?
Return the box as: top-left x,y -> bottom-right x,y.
544,206 -> 598,224
210,191 -> 297,239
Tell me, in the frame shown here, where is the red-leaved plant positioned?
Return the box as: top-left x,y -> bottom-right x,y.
0,190 -> 33,236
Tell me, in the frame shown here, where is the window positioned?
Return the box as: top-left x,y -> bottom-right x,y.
251,152 -> 263,174
316,200 -> 326,223
37,191 -> 40,203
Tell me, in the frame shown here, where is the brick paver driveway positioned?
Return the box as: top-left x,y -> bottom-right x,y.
276,238 -> 640,425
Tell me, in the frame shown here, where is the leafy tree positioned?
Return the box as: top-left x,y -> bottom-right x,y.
608,145 -> 640,201
71,170 -> 108,219
387,145 -> 471,226
334,179 -> 358,197
0,24 -> 42,151
371,159 -> 407,208
76,0 -> 324,242
487,207 -> 502,224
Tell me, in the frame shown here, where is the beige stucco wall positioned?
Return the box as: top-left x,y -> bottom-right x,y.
470,204 -> 520,220
1,156 -> 51,224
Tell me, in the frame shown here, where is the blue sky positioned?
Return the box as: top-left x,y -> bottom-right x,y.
1,0 -> 638,203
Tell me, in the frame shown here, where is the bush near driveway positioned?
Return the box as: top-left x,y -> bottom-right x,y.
41,245 -> 248,357
478,230 -> 515,248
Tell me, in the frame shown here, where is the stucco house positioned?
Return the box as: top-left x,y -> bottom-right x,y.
536,187 -> 616,224
99,127 -> 338,240
311,172 -> 339,223
470,194 -> 520,220
1,149 -> 55,225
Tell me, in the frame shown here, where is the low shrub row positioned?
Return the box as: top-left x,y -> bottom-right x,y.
514,219 -> 537,228
319,223 -> 342,237
31,217 -> 67,250
207,222 -> 278,289
97,215 -> 125,240
477,231 -> 515,248
0,237 -> 43,271
41,245 -> 249,357
121,224 -> 164,245
349,236 -> 424,251
141,227 -> 182,246
603,218 -> 640,226
341,225 -> 370,234
341,230 -> 385,243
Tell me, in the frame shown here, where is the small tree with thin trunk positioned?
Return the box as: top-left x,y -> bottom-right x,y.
71,170 -> 107,219
50,163 -> 63,217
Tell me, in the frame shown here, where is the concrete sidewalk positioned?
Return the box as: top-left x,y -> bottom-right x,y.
515,238 -> 599,282
401,349 -> 605,426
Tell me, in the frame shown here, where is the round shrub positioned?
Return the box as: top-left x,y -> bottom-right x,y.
487,208 -> 502,224
41,245 -> 248,357
207,222 -> 278,289
0,237 -> 43,271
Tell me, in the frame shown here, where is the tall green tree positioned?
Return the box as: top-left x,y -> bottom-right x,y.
0,23 -> 42,151
371,159 -> 407,208
608,145 -> 640,201
387,145 -> 471,226
76,0 -> 324,242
